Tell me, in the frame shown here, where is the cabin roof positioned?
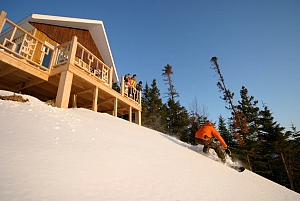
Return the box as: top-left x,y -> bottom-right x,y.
15,13 -> 119,83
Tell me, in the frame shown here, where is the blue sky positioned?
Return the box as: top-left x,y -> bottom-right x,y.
2,0 -> 299,130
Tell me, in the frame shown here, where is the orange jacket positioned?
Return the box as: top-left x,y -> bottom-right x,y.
195,122 -> 228,148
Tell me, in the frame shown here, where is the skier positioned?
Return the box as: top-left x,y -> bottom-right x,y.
195,121 -> 231,163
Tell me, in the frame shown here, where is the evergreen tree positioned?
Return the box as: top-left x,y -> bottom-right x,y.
290,124 -> 300,192
210,57 -> 235,112
166,98 -> 189,140
112,82 -> 120,93
236,86 -> 260,144
291,124 -> 300,140
234,86 -> 262,171
210,57 -> 248,142
161,64 -> 189,139
289,125 -> 300,192
258,105 -> 295,191
218,115 -> 235,147
162,64 -> 179,100
141,79 -> 167,133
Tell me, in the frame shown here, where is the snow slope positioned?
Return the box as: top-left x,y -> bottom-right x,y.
0,90 -> 299,201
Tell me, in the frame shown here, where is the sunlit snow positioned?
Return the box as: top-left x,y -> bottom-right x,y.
0,90 -> 299,201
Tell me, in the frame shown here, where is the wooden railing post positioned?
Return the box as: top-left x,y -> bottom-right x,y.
0,11 -> 7,33
49,45 -> 59,71
121,76 -> 125,95
109,66 -> 113,88
139,91 -> 142,105
68,36 -> 77,66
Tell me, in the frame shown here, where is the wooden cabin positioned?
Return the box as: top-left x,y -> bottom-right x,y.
0,11 -> 142,125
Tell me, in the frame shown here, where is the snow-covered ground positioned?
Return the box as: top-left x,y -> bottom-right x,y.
0,90 -> 299,201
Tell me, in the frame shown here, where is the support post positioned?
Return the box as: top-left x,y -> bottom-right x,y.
56,71 -> 73,108
113,98 -> 118,117
135,110 -> 141,125
0,11 -> 7,33
92,87 -> 98,112
72,94 -> 77,108
129,106 -> 132,122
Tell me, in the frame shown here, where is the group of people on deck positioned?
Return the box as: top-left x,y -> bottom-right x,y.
124,74 -> 142,101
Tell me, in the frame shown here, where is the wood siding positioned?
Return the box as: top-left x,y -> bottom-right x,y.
29,22 -> 104,63
32,29 -> 57,64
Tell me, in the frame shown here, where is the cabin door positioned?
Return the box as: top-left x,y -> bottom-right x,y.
41,41 -> 54,68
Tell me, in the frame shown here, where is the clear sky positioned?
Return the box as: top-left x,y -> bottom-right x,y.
1,0 -> 299,130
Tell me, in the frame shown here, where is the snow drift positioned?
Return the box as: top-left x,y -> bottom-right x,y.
0,90 -> 299,201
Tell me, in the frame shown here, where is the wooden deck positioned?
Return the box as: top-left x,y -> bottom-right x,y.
0,11 -> 141,124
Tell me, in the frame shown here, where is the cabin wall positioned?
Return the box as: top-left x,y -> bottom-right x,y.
29,22 -> 104,63
32,29 -> 57,64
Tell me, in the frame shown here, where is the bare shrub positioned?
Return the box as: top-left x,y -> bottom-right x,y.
0,94 -> 28,102
45,100 -> 56,107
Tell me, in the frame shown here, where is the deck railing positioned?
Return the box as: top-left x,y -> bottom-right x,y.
0,15 -> 53,72
52,36 -> 113,87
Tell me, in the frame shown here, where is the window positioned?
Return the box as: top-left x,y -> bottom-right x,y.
41,41 -> 54,68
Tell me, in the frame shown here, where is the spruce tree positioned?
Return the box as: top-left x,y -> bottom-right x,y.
165,98 -> 190,139
162,64 -> 179,100
218,115 -> 235,147
290,124 -> 300,191
237,86 -> 260,144
291,124 -> 300,139
258,105 -> 295,191
162,64 -> 189,139
210,57 -> 235,112
210,57 -> 248,144
234,86 -> 262,171
112,82 -> 120,93
141,79 -> 167,133
289,125 -> 300,192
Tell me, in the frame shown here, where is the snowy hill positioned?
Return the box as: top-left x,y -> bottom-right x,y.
0,90 -> 299,201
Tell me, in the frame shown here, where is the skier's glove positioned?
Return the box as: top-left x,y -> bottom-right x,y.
225,148 -> 231,156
